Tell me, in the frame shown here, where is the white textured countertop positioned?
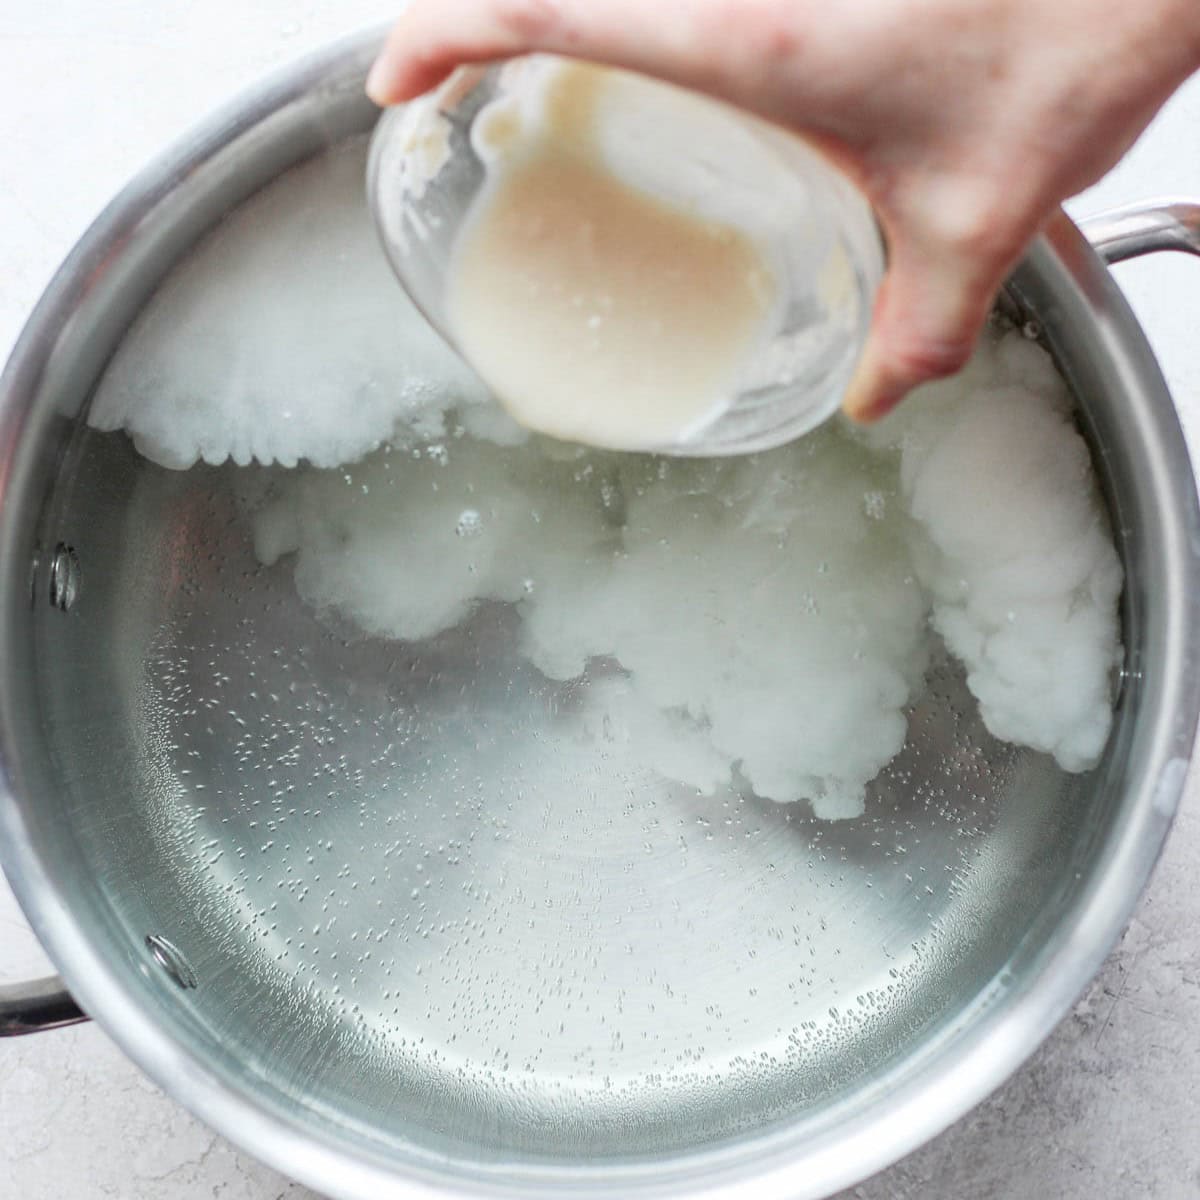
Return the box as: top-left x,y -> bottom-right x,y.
2,5 -> 1200,1197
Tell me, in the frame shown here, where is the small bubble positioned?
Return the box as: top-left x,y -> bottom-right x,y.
863,491 -> 886,520
455,509 -> 483,538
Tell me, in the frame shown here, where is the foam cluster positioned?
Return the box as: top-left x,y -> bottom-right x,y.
90,141 -> 492,470
92,141 -> 1123,818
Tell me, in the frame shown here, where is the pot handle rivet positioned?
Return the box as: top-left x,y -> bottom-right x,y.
145,935 -> 198,990
48,543 -> 80,613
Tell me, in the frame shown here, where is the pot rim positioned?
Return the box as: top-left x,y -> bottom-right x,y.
2,26 -> 1199,1200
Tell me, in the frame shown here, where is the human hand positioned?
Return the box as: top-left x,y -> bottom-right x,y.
366,0 -> 1200,421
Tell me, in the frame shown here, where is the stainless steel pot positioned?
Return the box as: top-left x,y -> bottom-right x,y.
3,30 -> 1200,1200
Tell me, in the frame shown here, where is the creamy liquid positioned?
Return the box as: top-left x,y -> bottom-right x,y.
445,62 -> 778,450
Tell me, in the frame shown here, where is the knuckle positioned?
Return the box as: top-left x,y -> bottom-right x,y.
492,0 -> 565,45
744,4 -> 804,62
899,175 -> 1026,274
948,218 -> 1014,270
701,0 -> 804,75
934,192 -> 1023,270
891,334 -> 976,384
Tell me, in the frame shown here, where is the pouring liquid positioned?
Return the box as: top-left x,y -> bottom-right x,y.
444,62 -> 779,450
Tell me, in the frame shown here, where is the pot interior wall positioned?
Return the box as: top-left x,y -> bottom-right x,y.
3,73 -> 1159,1175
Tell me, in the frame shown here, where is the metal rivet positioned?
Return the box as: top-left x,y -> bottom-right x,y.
145,935 -> 197,990
48,543 -> 80,613
29,546 -> 40,607
1115,664 -> 1141,707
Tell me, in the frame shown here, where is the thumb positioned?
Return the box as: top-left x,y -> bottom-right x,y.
842,208 -> 1026,423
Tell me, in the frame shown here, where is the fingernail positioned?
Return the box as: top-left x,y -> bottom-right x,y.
365,55 -> 391,105
841,350 -> 904,424
847,389 -> 901,425
841,365 -> 876,424
842,372 -> 899,424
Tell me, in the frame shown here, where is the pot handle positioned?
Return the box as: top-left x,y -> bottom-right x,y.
1080,198 -> 1200,264
0,976 -> 87,1036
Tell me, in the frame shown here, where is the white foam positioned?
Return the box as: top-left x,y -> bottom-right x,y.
92,131 -> 1123,813
89,139 -> 491,470
250,425 -> 931,819
866,329 -> 1122,771
244,327 -> 1121,815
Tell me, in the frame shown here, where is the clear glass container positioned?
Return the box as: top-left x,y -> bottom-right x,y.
367,55 -> 885,455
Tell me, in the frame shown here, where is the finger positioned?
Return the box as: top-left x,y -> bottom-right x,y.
842,206 -> 1029,423
368,0 -> 558,103
367,0 -> 683,105
366,0 -> 814,110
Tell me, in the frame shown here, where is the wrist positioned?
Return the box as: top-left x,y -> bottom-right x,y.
1168,0 -> 1200,76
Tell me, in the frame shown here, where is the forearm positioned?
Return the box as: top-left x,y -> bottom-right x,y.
1168,0 -> 1200,78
